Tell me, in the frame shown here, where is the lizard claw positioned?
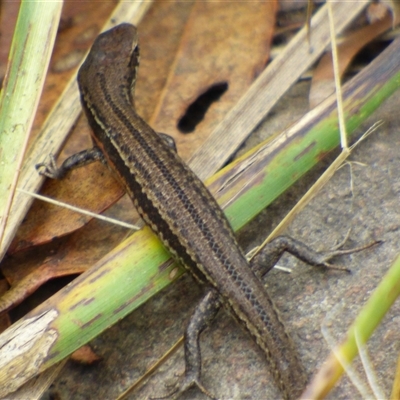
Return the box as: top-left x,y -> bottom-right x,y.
36,154 -> 65,179
151,373 -> 219,400
317,239 -> 383,271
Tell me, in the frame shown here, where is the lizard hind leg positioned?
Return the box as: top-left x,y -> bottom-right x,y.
250,234 -> 381,278
153,288 -> 222,400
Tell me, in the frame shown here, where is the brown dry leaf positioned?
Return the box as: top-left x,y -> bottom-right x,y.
30,2 -> 117,135
381,0 -> 400,25
279,0 -> 309,12
0,2 -> 19,80
0,280 -> 11,333
71,345 -> 102,365
134,0 -> 195,121
11,115 -> 124,252
10,152 -> 124,254
309,13 -> 392,108
151,1 -> 277,161
367,2 -> 391,23
1,211 -> 132,314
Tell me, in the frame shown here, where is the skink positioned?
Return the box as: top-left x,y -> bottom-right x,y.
38,23 -> 361,399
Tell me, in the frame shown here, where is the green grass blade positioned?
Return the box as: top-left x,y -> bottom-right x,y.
0,2 -> 62,253
302,254 -> 400,399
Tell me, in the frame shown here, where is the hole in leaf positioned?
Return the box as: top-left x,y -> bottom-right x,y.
177,82 -> 228,134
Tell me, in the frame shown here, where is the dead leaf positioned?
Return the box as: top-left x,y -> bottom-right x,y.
151,1 -> 277,161
30,2 -> 117,136
367,2 -> 391,23
379,0 -> 400,26
10,159 -> 124,254
0,280 -> 11,332
71,345 -> 102,364
135,0 -> 195,121
1,208 -> 135,314
0,2 -> 19,81
309,13 -> 392,108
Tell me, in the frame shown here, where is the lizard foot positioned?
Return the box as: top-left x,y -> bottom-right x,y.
151,373 -> 219,400
315,238 -> 383,272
